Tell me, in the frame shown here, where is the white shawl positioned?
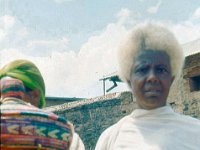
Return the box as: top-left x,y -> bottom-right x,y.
95,105 -> 200,150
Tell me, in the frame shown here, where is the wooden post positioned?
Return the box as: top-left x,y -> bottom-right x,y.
103,77 -> 106,96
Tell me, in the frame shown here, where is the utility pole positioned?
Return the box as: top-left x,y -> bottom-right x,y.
103,76 -> 106,96
99,76 -> 106,96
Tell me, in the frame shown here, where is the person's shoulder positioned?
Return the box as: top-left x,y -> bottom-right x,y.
97,123 -> 117,141
100,115 -> 131,138
95,115 -> 131,150
95,124 -> 115,150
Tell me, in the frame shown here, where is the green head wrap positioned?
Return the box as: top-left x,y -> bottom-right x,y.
0,59 -> 45,108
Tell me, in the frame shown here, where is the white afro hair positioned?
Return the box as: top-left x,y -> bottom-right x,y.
118,22 -> 184,82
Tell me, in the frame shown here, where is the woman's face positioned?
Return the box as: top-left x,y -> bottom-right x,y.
129,50 -> 174,110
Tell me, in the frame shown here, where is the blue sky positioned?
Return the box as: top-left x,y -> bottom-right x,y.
1,0 -> 200,98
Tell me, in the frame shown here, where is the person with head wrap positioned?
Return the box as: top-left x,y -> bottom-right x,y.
0,59 -> 45,108
95,22 -> 200,150
0,59 -> 85,150
0,76 -> 74,149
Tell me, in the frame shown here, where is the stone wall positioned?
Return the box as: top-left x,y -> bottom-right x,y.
167,75 -> 200,118
45,92 -> 137,150
45,97 -> 83,107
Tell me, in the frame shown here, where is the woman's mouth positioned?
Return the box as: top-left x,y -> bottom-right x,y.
144,89 -> 161,97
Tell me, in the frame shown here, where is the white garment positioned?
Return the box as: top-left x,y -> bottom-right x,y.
95,105 -> 200,150
70,132 -> 85,150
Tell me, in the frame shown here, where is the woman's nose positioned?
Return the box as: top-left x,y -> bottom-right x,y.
146,70 -> 159,83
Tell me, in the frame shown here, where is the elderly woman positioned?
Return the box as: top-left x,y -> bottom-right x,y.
95,23 -> 200,149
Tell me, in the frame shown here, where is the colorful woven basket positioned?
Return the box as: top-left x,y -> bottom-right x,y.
0,98 -> 73,150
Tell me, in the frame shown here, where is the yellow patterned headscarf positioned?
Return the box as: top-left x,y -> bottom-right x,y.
0,59 -> 45,108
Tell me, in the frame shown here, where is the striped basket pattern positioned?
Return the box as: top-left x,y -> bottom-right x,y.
0,98 -> 73,150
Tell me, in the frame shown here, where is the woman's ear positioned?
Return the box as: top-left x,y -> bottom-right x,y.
33,89 -> 40,105
29,89 -> 40,107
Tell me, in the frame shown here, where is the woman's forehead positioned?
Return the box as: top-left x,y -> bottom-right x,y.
135,50 -> 170,65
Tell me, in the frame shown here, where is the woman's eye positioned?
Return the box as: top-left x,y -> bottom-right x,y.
136,67 -> 148,74
157,67 -> 168,73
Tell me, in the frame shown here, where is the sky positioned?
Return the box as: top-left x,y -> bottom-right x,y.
0,0 -> 200,98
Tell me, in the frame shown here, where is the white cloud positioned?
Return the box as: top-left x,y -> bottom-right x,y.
116,8 -> 140,26
169,22 -> 200,56
192,7 -> 200,19
67,23 -> 129,97
0,15 -> 15,41
0,14 -> 129,98
147,0 -> 162,14
0,15 -> 70,57
175,7 -> 200,56
0,15 -> 29,50
0,15 -> 15,29
182,39 -> 200,56
26,37 -> 69,56
0,23 -> 128,97
117,8 -> 131,19
116,8 -> 131,25
2,8 -> 200,98
171,22 -> 200,45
